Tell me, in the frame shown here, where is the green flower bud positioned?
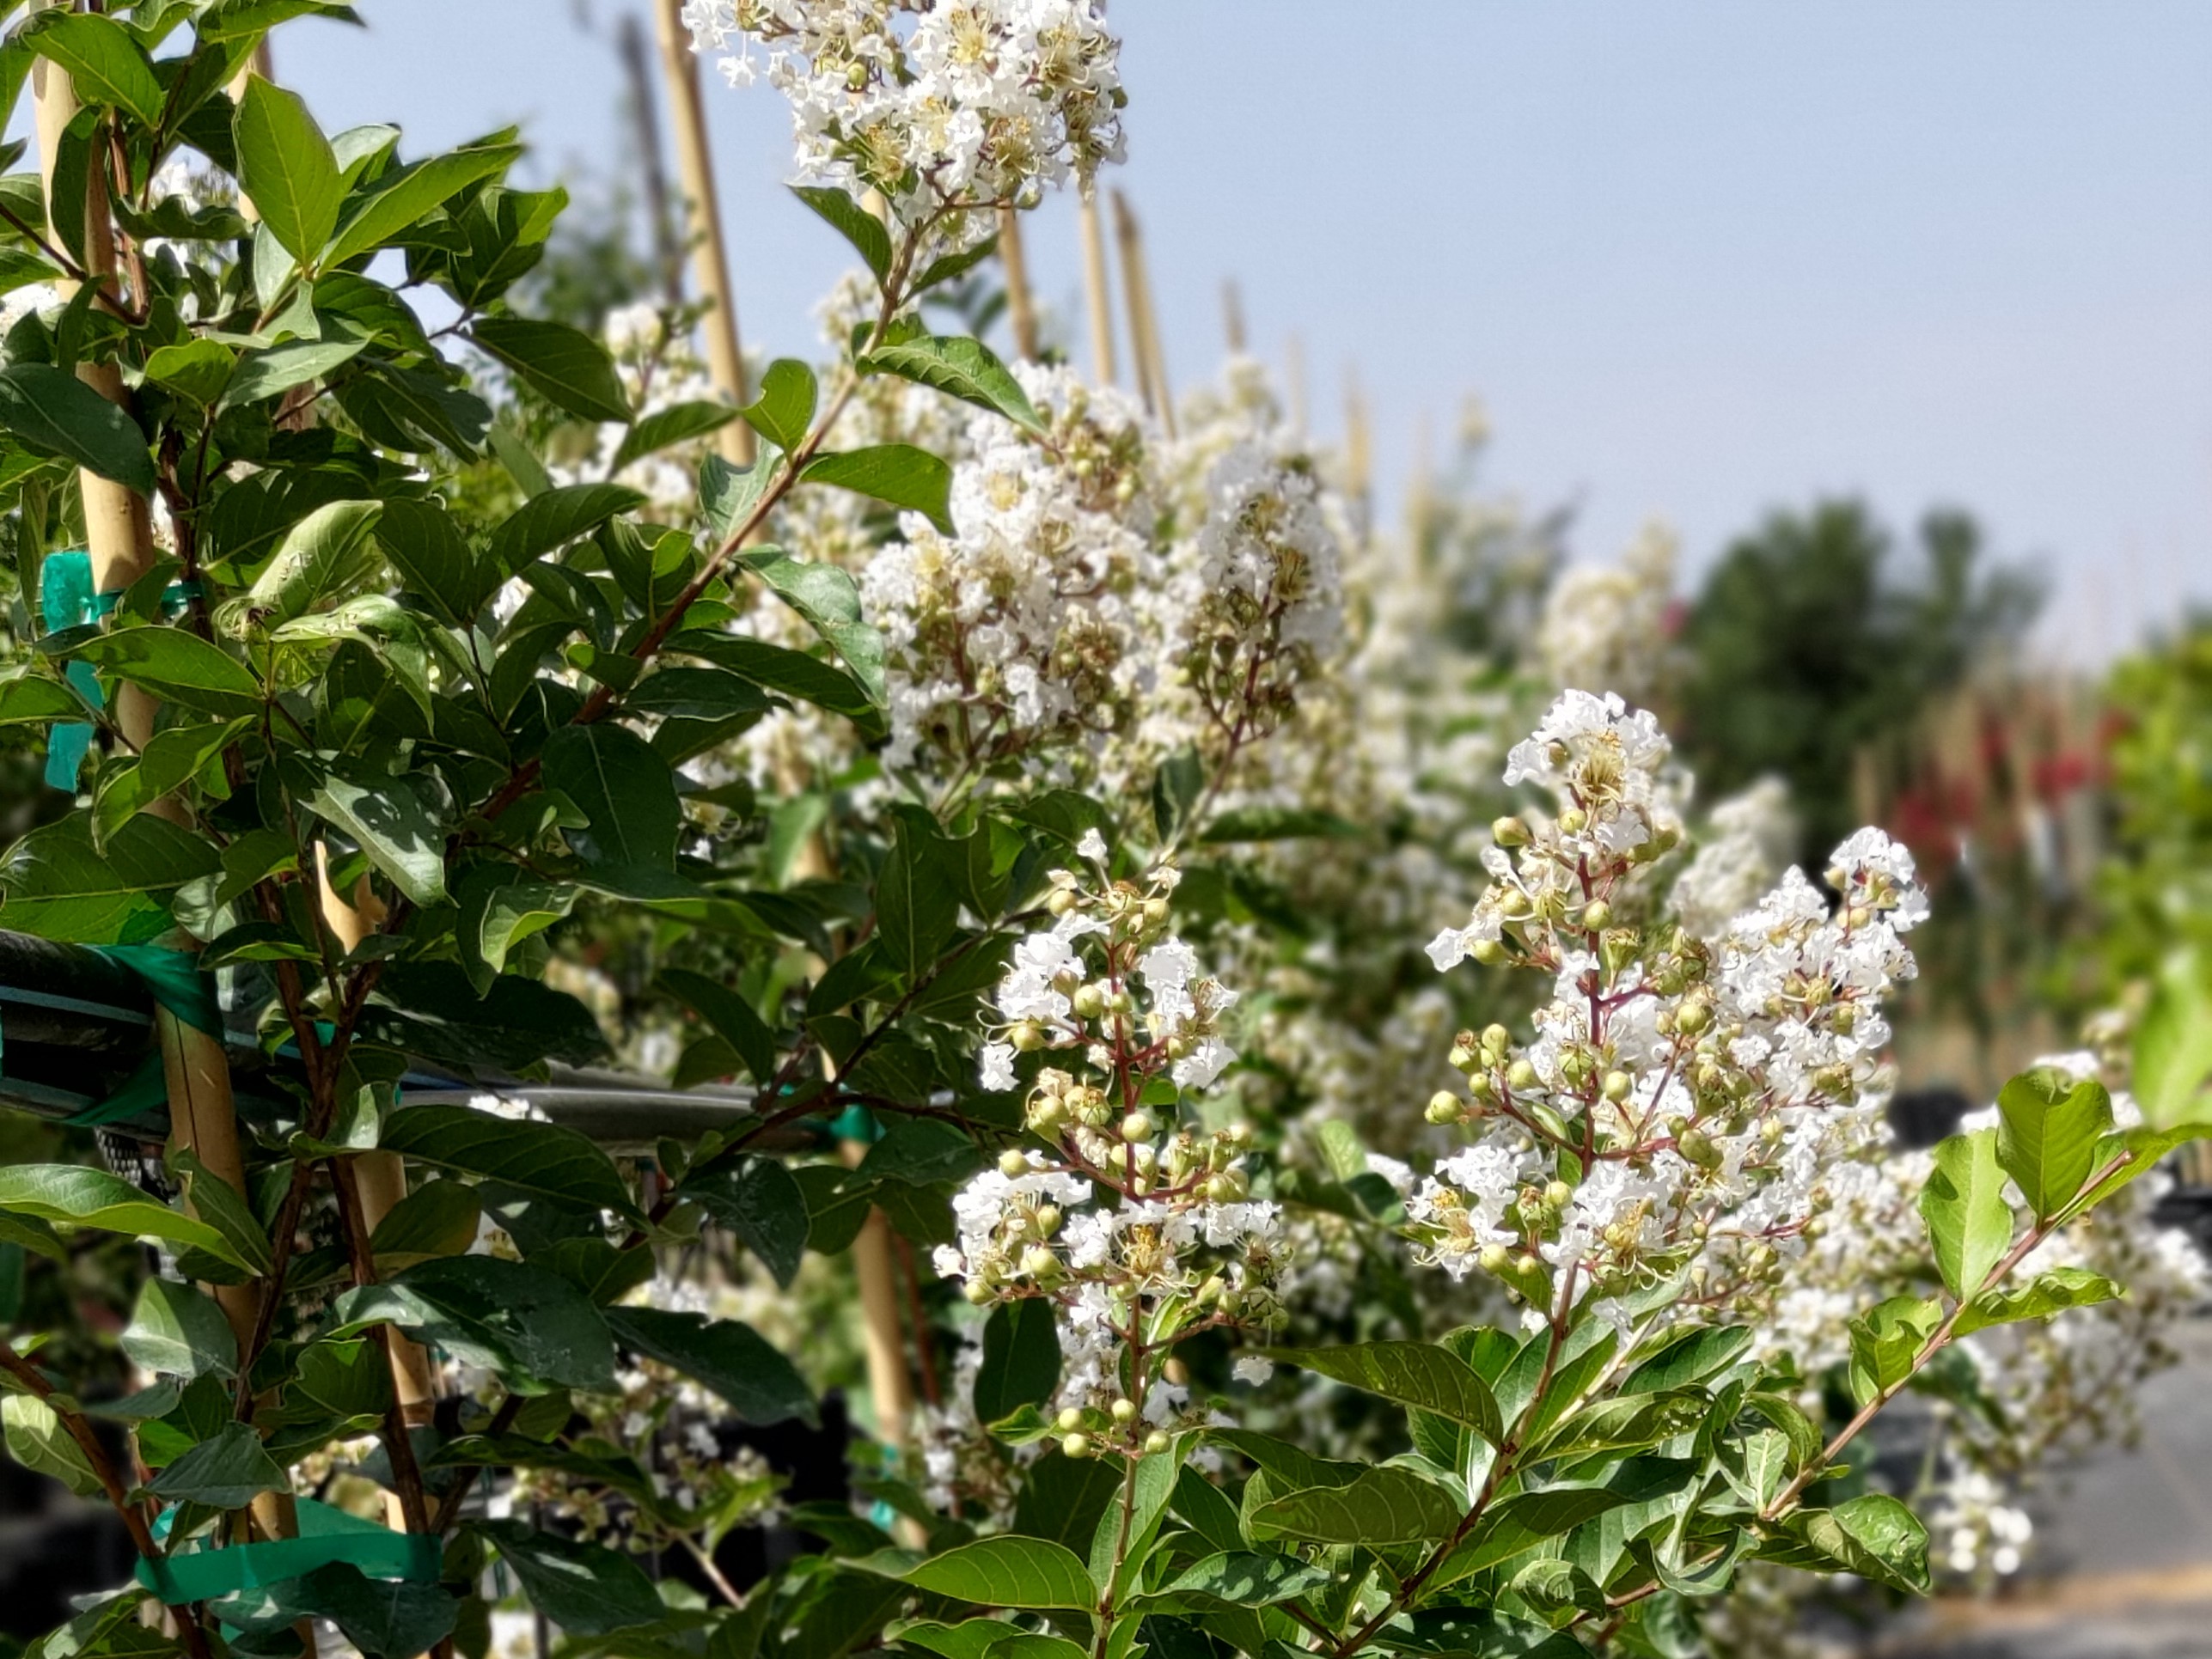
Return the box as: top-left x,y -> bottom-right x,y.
1061,1432 -> 1091,1458
999,1150 -> 1032,1178
1056,1406 -> 1085,1432
1492,814 -> 1531,847
1425,1090 -> 1463,1125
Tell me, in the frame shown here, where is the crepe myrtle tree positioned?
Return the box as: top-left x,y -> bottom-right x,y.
0,5 -> 2194,1659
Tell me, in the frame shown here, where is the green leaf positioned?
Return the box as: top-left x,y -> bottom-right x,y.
669,630 -> 880,728
486,481 -> 645,576
1995,1068 -> 2115,1223
1198,807 -> 1362,845
803,444 -> 953,534
876,817 -> 957,983
482,1520 -> 665,1635
2069,1122 -> 2212,1217
0,363 -> 154,493
332,1255 -> 619,1395
792,185 -> 890,282
1131,1551 -> 1330,1616
741,548 -> 885,702
143,339 -> 237,406
1845,1294 -> 1942,1407
243,497 -> 384,627
457,867 -> 576,991
291,1337 -> 394,1421
1622,1325 -> 1754,1393
699,445 -> 784,545
857,334 -> 1042,436
973,1298 -> 1060,1426
323,142 -> 522,270
472,315 -> 630,424
609,399 -> 738,473
1246,1466 -> 1463,1546
367,1180 -> 482,1272
1917,1128 -> 2015,1302
72,626 -> 260,717
897,1536 -> 1097,1611
167,1148 -> 276,1276
302,766 -> 449,906
374,497 -> 492,625
2,1394 -> 103,1498
221,338 -> 366,410
233,75 -> 342,264
603,1306 -> 816,1426
380,1105 -> 637,1221
1270,1342 -> 1501,1444
0,1162 -> 253,1268
92,718 -> 244,846
149,1421 -> 285,1509
1787,1493 -> 1929,1594
541,723 -> 681,873
659,967 -> 778,1085
262,1564 -> 457,1659
679,1156 -> 809,1288
0,813 -> 214,943
739,359 -> 818,453
0,674 -> 86,726
1440,1485 -> 1653,1581
1955,1266 -> 2123,1337
2135,953 -> 2212,1128
23,13 -> 163,125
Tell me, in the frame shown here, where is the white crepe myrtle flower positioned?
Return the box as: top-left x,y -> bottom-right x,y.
1408,692 -> 1927,1313
933,860 -> 1285,1465
684,0 -> 1125,253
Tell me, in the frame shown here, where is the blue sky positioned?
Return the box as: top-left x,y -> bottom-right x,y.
277,3 -> 2212,659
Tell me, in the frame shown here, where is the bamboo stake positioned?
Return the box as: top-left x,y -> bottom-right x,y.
652,0 -> 754,464
1076,189 -> 1117,387
996,204 -> 1039,363
1342,369 -> 1371,503
617,13 -> 684,304
1285,332 -> 1308,438
1111,191 -> 1173,438
34,5 -> 302,1587
315,851 -> 438,1449
1221,278 -> 1247,356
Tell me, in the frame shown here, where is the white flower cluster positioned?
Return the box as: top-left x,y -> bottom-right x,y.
683,0 -> 1124,246
861,361 -> 1349,795
1534,521 -> 1679,705
1669,776 -> 1800,937
1411,691 -> 1927,1322
933,854 -> 1287,1459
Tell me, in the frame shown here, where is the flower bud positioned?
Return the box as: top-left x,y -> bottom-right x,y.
962,1279 -> 994,1305
999,1150 -> 1032,1178
1544,1180 -> 1573,1211
1047,887 -> 1078,915
1011,1021 -> 1048,1052
1164,1357 -> 1189,1386
1034,1205 -> 1062,1236
1072,984 -> 1106,1020
1144,897 -> 1170,925
1506,1059 -> 1540,1094
1581,899 -> 1612,930
1021,1245 -> 1060,1278
1145,1430 -> 1170,1455
1558,808 -> 1588,835
1677,1128 -> 1720,1168
1061,1432 -> 1091,1458
1472,939 -> 1510,966
1492,815 -> 1531,847
1121,1111 -> 1154,1144
1110,1397 -> 1138,1424
1425,1090 -> 1463,1125
1056,1406 -> 1085,1432
1602,1070 -> 1633,1102
1675,999 -> 1711,1036
1478,1242 -> 1511,1274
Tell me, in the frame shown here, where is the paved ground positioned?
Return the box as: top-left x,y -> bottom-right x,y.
1872,1320 -> 2212,1657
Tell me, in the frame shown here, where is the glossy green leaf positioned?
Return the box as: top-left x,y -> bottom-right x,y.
876,817 -> 957,983
167,1149 -> 276,1277
0,674 -> 85,726
897,1536 -> 1097,1611
1845,1293 -> 1942,1407
1995,1068 -> 2115,1223
0,1163 -> 253,1269
366,1180 -> 482,1273
791,185 -> 890,282
609,399 -> 738,473
678,1155 -> 808,1287
149,1421 -> 286,1509
1917,1128 -> 2014,1301
699,446 -> 783,545
541,723 -> 681,873
741,548 -> 885,703
144,339 -> 238,406
1271,1342 -> 1501,1443
23,13 -> 162,125
481,1521 -> 664,1634
857,334 -> 1042,435
738,358 -> 817,453
604,1306 -> 816,1426
455,866 -> 575,991
1246,1465 -> 1463,1545
72,626 -> 260,717
380,1105 -> 636,1221
1786,1493 -> 1929,1594
0,363 -> 154,493
658,967 -> 778,1085
473,315 -> 629,424
0,812 -> 214,943
2134,953 -> 2212,1128
2,1395 -> 103,1498
332,1254 -> 618,1395
91,717 -> 245,845
802,444 -> 952,534
323,142 -> 522,269
260,1564 -> 457,1659
486,482 -> 645,576
1955,1266 -> 2123,1337
244,497 -> 385,627
233,75 -> 342,263
302,766 -> 449,906
221,338 -> 366,409
973,1297 -> 1060,1426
